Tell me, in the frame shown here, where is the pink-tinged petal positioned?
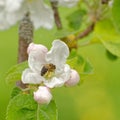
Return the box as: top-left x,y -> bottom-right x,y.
22,68 -> 44,84
65,69 -> 80,87
27,43 -> 48,54
34,86 -> 52,104
28,45 -> 47,72
46,40 -> 69,69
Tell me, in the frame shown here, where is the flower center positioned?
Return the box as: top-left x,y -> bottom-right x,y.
41,63 -> 56,79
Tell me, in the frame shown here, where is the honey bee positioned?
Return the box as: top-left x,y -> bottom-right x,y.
41,63 -> 56,77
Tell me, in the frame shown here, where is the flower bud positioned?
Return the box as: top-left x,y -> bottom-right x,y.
65,69 -> 80,87
27,43 -> 48,54
34,86 -> 52,104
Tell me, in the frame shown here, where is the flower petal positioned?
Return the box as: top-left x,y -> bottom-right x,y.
46,40 -> 69,69
27,43 -> 48,54
28,0 -> 54,29
28,44 -> 48,72
0,1 -> 12,30
44,77 -> 65,88
59,64 -> 71,84
22,68 -> 44,84
0,0 -> 4,6
0,12 -> 10,30
0,0 -> 5,10
5,1 -> 27,27
5,0 -> 24,12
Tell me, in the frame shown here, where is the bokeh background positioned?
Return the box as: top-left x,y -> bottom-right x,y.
0,6 -> 120,120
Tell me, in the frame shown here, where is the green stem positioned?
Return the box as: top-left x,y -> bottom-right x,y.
37,104 -> 40,120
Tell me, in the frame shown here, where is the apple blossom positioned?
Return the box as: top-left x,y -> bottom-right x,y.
65,69 -> 80,87
34,86 -> 52,104
22,40 -> 72,88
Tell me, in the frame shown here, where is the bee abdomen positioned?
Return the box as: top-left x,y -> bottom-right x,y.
41,66 -> 48,76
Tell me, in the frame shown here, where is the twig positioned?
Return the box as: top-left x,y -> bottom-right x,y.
50,1 -> 62,29
76,22 -> 95,40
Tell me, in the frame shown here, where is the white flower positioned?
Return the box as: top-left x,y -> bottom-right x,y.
65,69 -> 80,87
0,0 -> 54,30
0,0 -> 79,30
34,86 -> 52,104
0,0 -> 10,30
22,40 -> 71,88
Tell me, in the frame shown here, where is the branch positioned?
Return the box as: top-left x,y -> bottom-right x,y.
50,1 -> 62,29
76,22 -> 95,40
17,12 -> 34,89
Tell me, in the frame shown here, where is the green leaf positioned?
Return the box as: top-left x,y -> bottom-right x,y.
68,49 -> 78,59
95,20 -> 119,41
10,87 -> 22,99
106,50 -> 118,61
5,61 -> 28,84
83,59 -> 94,74
6,94 -> 58,120
112,0 -> 120,32
66,9 -> 86,30
67,53 -> 93,85
102,41 -> 120,57
67,51 -> 94,75
6,94 -> 37,120
94,19 -> 120,57
39,100 -> 58,120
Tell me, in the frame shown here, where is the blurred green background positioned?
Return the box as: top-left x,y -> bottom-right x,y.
0,25 -> 120,120
0,4 -> 120,120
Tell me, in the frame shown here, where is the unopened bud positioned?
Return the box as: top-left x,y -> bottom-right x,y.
65,69 -> 80,87
34,86 -> 52,104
